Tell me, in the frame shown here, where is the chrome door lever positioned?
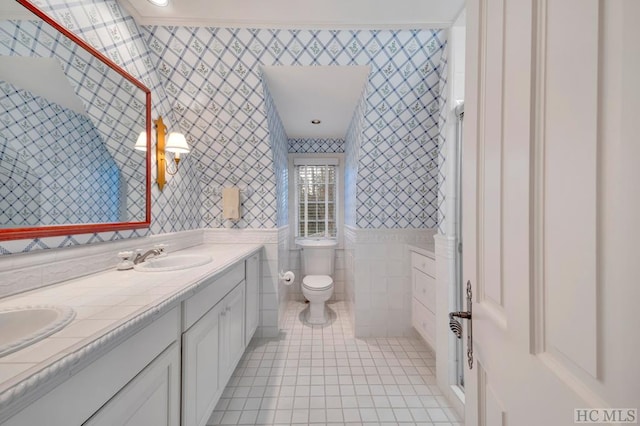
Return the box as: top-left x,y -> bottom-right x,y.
449,281 -> 473,369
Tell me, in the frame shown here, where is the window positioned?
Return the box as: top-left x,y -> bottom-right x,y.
294,158 -> 338,238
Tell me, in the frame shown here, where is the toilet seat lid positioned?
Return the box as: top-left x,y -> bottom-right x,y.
302,275 -> 333,291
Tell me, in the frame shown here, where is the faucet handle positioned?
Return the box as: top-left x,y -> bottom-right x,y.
154,243 -> 167,253
116,251 -> 135,271
117,250 -> 134,259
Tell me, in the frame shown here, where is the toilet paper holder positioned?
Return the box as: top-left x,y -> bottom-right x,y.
279,270 -> 295,285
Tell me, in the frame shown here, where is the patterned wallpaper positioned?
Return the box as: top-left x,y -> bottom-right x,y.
355,33 -> 445,228
263,80 -> 288,227
0,1 -> 448,255
0,142 -> 40,227
144,26 -> 447,230
436,47 -> 449,234
0,18 -> 146,222
0,81 -> 121,226
288,138 -> 345,153
0,0 -> 201,255
345,86 -> 368,227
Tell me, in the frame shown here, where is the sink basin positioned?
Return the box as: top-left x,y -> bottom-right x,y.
0,305 -> 76,357
133,254 -> 212,272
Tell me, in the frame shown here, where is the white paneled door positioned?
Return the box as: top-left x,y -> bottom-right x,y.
463,0 -> 640,425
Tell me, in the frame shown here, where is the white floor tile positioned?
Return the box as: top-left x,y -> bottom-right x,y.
207,301 -> 461,426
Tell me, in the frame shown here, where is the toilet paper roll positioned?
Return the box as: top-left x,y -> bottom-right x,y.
281,271 -> 295,285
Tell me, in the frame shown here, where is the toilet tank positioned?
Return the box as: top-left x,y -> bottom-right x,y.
297,239 -> 337,276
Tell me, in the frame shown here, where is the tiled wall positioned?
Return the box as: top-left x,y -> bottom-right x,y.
143,26 -> 447,230
288,138 -> 345,153
0,81 -> 120,226
203,229 -> 281,337
0,0 -> 202,255
277,226 -> 290,331
346,226 -> 436,337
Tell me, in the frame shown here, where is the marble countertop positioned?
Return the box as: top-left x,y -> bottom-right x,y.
0,243 -> 262,411
407,242 -> 436,258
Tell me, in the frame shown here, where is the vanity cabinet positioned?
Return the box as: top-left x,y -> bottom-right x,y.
245,253 -> 260,345
1,250 -> 261,426
83,342 -> 181,426
181,255 -> 255,426
411,250 -> 437,349
2,307 -> 181,426
182,298 -> 224,426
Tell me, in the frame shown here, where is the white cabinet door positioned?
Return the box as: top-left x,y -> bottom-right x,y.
182,302 -> 224,426
84,342 -> 180,426
245,253 -> 260,345
463,1 -> 640,424
221,282 -> 245,386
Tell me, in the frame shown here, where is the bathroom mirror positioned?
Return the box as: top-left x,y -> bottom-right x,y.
0,0 -> 151,241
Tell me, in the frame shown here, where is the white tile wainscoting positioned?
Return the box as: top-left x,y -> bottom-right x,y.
344,226 -> 436,338
203,228 -> 285,338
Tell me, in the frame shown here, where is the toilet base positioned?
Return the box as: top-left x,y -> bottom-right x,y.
306,301 -> 328,324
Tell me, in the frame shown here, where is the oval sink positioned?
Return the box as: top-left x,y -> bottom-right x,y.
133,254 -> 212,272
0,305 -> 76,357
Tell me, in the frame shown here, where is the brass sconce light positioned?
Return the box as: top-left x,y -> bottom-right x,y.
135,116 -> 190,191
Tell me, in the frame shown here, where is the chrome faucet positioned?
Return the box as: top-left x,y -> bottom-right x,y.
134,248 -> 164,265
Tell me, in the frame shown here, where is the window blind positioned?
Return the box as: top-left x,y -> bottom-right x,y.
295,163 -> 337,238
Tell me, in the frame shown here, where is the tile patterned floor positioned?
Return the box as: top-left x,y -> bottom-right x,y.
208,301 -> 463,425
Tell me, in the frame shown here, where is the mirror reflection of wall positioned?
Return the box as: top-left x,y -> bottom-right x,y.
0,11 -> 147,228
0,79 -> 121,226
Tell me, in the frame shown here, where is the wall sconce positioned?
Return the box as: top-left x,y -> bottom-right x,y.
135,116 -> 190,191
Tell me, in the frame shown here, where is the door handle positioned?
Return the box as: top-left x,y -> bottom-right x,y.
449,280 -> 473,369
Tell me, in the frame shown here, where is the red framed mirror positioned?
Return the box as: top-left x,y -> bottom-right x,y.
0,0 -> 151,241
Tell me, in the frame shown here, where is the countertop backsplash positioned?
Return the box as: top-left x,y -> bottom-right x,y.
0,229 -> 205,299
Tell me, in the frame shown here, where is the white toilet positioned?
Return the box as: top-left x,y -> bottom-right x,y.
297,239 -> 337,324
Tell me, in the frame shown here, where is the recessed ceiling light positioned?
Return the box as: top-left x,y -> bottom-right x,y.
311,119 -> 321,124
148,0 -> 169,6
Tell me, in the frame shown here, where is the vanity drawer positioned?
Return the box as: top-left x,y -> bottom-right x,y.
413,269 -> 436,313
182,261 -> 245,331
411,252 -> 435,277
412,298 -> 436,349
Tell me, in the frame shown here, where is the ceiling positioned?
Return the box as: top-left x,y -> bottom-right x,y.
262,66 -> 370,139
0,57 -> 87,116
118,0 -> 465,30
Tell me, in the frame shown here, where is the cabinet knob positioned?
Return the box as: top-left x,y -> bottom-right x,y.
221,311 -> 226,317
